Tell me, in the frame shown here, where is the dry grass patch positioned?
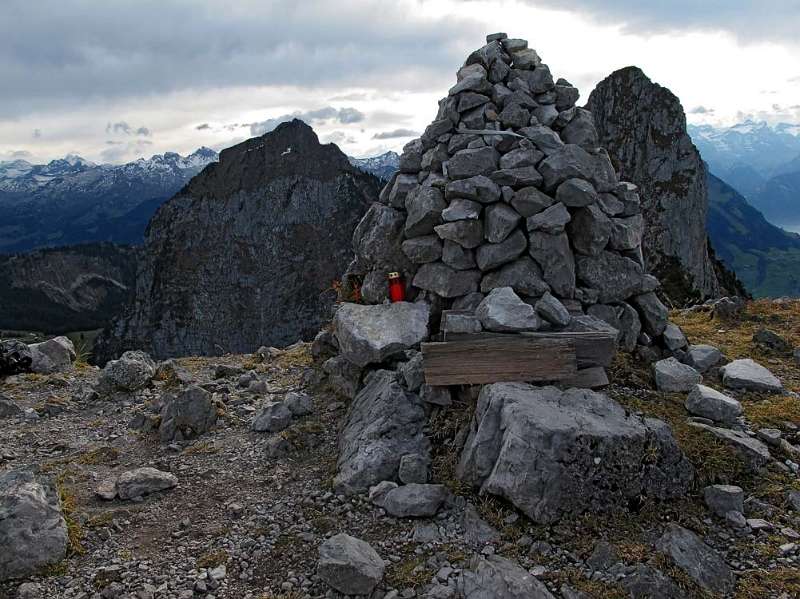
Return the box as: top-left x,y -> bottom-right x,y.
743,394 -> 800,429
737,567 -> 800,598
385,555 -> 432,589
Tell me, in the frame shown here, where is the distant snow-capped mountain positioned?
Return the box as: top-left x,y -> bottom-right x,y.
348,151 -> 399,180
0,148 -> 218,253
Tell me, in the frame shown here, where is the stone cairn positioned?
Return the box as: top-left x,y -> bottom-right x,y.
316,35 -> 694,523
341,32 -> 680,362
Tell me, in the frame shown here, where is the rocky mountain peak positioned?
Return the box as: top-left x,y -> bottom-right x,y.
587,66 -> 725,302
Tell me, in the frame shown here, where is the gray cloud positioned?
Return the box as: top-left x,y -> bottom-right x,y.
106,121 -> 151,136
0,0 -> 480,119
373,128 -> 419,139
249,107 -> 365,136
195,123 -> 211,130
33,128 -> 41,138
517,0 -> 800,45
10,150 -> 32,158
689,106 -> 714,114
100,139 -> 153,162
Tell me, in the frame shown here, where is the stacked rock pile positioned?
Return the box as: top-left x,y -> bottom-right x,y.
316,34 -> 697,524
344,32 -> 682,358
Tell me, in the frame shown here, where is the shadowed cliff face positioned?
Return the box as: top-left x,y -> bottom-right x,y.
587,67 -> 723,302
0,243 -> 138,334
96,120 -> 380,361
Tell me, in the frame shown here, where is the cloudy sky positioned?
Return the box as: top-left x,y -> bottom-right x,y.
2,0 -> 799,164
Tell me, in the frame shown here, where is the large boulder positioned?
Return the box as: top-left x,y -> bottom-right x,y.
334,371 -> 430,494
720,358 -> 782,393
685,384 -> 742,425
653,358 -> 702,393
333,302 -> 430,367
317,534 -> 385,596
98,350 -> 156,393
28,336 -> 76,374
0,470 -> 68,581
457,384 -> 692,523
458,555 -> 555,599
158,386 -> 218,443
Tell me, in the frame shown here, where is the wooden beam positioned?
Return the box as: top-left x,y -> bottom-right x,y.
421,336 -> 577,386
441,330 -> 617,368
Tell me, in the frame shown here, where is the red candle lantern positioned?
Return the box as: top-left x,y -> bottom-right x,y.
388,272 -> 406,303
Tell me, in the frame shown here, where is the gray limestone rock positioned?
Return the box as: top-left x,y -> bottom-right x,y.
398,351 -> 424,392
462,503 -> 501,547
442,199 -> 482,222
617,302 -> 642,352
405,186 -> 446,237
689,422 -> 771,471
434,220 -> 484,249
685,384 -> 742,425
459,555 -> 555,599
499,146 -> 541,170
116,467 -> 178,500
398,454 -> 430,484
480,256 -> 550,297
334,370 -> 430,493
490,166 -> 543,188
251,401 -> 293,433
485,203 -> 521,243
519,124 -> 565,155
752,328 -> 791,353
476,287 -> 540,332
159,385 -> 218,442
621,564 -> 687,599
609,214 -> 644,251
721,359 -> 782,393
630,292 -> 669,337
528,231 -> 575,297
375,483 -> 449,517
317,533 -> 385,596
457,384 -> 692,523
704,485 -> 744,518
442,240 -> 477,270
662,322 -> 688,351
0,396 -> 23,419
28,336 -> 76,374
334,302 -> 430,367
420,384 -> 453,407
448,147 -> 500,180
538,144 -> 596,191
323,355 -> 362,399
653,358 -> 702,393
534,292 -> 570,327
387,173 -> 418,208
526,202 -> 571,234
0,470 -> 68,581
445,175 -> 502,204
98,350 -> 156,393
442,312 -> 482,335
555,178 -> 598,207
402,235 -> 443,264
560,108 -> 599,148
568,204 -> 611,256
476,229 -> 528,271
510,186 -> 554,217
413,262 -> 481,297
655,524 -> 734,595
284,391 -> 313,416
576,251 -> 645,303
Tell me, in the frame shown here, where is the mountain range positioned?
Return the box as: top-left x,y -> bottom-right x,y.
0,147 -> 218,253
688,121 -> 800,232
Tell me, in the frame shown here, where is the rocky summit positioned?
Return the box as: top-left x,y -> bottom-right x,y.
587,66 -> 733,303
95,120 -> 380,360
2,32 -> 800,599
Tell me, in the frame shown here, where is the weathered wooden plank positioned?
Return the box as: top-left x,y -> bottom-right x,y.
441,330 -> 617,368
421,336 -> 577,385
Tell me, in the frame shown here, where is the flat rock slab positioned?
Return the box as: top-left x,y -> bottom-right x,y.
0,470 -> 68,581
457,383 -> 692,523
376,483 -> 449,517
721,358 -> 782,393
317,533 -> 385,596
459,554 -> 555,599
655,523 -> 734,595
685,384 -> 742,425
116,467 -> 178,500
334,301 -> 430,367
653,357 -> 702,393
